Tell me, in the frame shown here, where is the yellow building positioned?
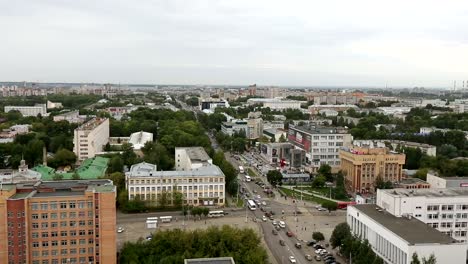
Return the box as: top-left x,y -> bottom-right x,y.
339,147 -> 405,193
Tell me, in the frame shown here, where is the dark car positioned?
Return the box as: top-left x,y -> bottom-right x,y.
272,229 -> 278,235
286,231 -> 294,237
279,239 -> 286,246
294,242 -> 302,249
307,240 -> 316,246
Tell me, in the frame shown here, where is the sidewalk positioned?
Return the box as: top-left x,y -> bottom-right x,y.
281,185 -> 342,203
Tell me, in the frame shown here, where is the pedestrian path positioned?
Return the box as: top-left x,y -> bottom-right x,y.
281,185 -> 342,203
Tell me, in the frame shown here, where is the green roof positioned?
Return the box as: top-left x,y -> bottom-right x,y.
33,157 -> 109,181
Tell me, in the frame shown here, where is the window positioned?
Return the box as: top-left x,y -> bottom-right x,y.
42,241 -> 49,247
51,222 -> 58,228
32,223 -> 39,229
60,231 -> 67,237
60,212 -> 67,219
32,214 -> 39,219
42,213 -> 48,219
427,205 -> 439,211
60,249 -> 67,256
42,232 -> 49,238
61,240 -> 67,246
69,202 -> 76,209
31,203 -> 39,210
41,222 -> 48,229
70,221 -> 77,227
32,242 -> 39,248
69,212 -> 76,218
415,206 -> 422,209
50,202 -> 57,209
41,203 -> 48,210
32,232 -> 39,239
52,241 -> 58,246
60,202 -> 67,209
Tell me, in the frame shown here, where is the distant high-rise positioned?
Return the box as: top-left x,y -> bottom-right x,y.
73,118 -> 109,162
248,84 -> 256,96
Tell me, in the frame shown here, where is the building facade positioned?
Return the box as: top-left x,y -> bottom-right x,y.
4,104 -> 47,117
427,173 -> 468,188
260,142 -> 305,168
340,147 -> 405,193
377,188 -> 468,243
125,162 -> 225,206
348,204 -> 465,264
353,140 -> 437,157
73,118 -> 110,162
0,180 -> 116,264
288,125 -> 352,172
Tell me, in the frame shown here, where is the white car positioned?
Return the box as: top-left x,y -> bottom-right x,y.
279,221 -> 286,228
261,201 -> 267,206
315,249 -> 326,254
289,256 -> 297,263
117,227 -> 125,233
262,216 -> 267,222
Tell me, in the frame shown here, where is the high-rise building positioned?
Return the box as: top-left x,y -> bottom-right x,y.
288,125 -> 353,172
0,179 -> 116,264
73,118 -> 110,162
340,147 -> 405,193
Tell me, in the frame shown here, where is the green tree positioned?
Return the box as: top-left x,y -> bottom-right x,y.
312,175 -> 326,188
47,148 -> 77,168
321,200 -> 338,212
266,170 -> 283,186
52,173 -> 64,181
437,144 -> 458,159
375,176 -> 393,190
422,254 -> 437,264
330,222 -> 351,248
318,164 -> 333,182
107,155 -> 124,173
278,134 -> 287,142
142,142 -> 174,170
157,191 -> 169,209
173,190 -> 183,209
185,96 -> 199,106
411,253 -> 421,264
121,143 -> 137,166
106,172 -> 125,191
312,231 -> 325,242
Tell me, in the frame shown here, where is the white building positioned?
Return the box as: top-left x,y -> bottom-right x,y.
221,120 -> 248,136
73,118 -> 110,162
377,107 -> 412,115
128,131 -> 153,150
348,204 -> 466,264
53,110 -> 87,124
0,159 -> 41,183
46,100 -> 63,109
377,188 -> 468,243
353,140 -> 437,157
125,162 -> 225,206
4,104 -> 47,117
175,147 -> 213,171
246,98 -> 305,110
288,125 -> 353,172
427,172 -> 468,188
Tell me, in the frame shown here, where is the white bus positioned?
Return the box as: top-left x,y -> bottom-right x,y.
159,216 -> 173,223
245,175 -> 251,182
208,210 -> 224,218
247,199 -> 257,211
239,166 -> 244,174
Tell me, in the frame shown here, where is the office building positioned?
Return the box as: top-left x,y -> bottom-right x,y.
125,162 -> 225,206
426,172 -> 468,188
246,112 -> 263,139
288,125 -> 352,172
4,104 -> 47,117
348,204 -> 465,264
340,147 -> 405,193
260,142 -> 304,168
73,118 -> 110,162
175,147 -> 213,171
377,188 -> 468,243
221,120 -> 248,136
0,179 -> 116,264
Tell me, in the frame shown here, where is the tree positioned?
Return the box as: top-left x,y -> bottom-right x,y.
173,190 -> 183,209
52,173 -> 64,181
437,144 -> 458,159
318,164 -> 333,182
185,96 -> 199,106
334,171 -> 347,200
157,191 -> 169,208
47,148 -> 77,168
312,175 -> 326,188
121,143 -> 137,166
414,168 -> 429,181
266,170 -> 283,186
107,155 -> 124,173
72,172 -> 80,180
312,232 -> 325,242
375,176 -> 393,190
411,253 -> 421,264
330,222 -> 351,248
422,254 -> 437,264
321,200 -> 338,212
142,142 -> 174,170
278,134 -> 287,142
106,172 -> 125,191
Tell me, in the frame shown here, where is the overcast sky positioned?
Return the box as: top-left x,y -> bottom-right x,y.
1,0 -> 467,87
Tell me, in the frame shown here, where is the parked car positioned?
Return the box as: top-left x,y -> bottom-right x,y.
275,225 -> 281,231
295,242 -> 302,249
117,227 -> 125,233
279,239 -> 286,246
269,215 -> 274,220
289,256 -> 297,263
307,240 -> 316,246
286,231 -> 294,237
314,255 -> 322,261
262,215 -> 267,222
305,254 -> 313,261
279,221 -> 286,228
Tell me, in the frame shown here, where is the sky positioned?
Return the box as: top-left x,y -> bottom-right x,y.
1,0 -> 468,88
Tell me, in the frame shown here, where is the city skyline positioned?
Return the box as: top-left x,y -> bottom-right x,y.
1,0 -> 468,87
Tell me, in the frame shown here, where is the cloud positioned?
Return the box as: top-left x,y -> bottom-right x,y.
0,0 -> 467,87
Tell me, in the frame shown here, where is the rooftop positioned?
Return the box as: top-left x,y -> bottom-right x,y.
76,117 -> 108,131
352,204 -> 456,245
34,157 -> 109,180
379,188 -> 468,198
127,165 -> 224,178
182,147 -> 211,163
291,125 -> 349,135
184,257 -> 235,264
129,131 -> 153,150
397,178 -> 429,185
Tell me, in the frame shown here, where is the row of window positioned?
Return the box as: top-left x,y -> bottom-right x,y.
30,201 -> 93,211
29,256 -> 94,264
129,185 -> 223,193
31,211 -> 93,220
426,205 -> 468,211
312,135 -> 344,140
32,247 -> 93,257
31,230 -> 95,239
32,238 -> 95,248
31,220 -> 95,229
129,178 -> 224,184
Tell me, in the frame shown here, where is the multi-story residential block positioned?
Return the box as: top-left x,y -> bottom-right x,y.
353,139 -> 437,157
125,162 -> 225,206
348,204 -> 465,264
221,120 -> 248,136
340,147 -> 405,193
73,118 -> 110,162
308,104 -> 358,115
288,125 -> 352,172
4,104 -> 47,117
0,124 -> 31,144
260,142 -> 305,168
175,147 -> 213,171
377,188 -> 468,244
0,179 -> 116,264
221,112 -> 263,139
53,111 -> 87,124
246,98 -> 305,110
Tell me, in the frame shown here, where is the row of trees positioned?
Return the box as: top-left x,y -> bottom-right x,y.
119,226 -> 268,263
213,151 -> 238,195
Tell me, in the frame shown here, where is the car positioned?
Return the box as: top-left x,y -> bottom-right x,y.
289,256 -> 296,263
272,229 -> 278,235
305,254 -> 313,261
253,190 -> 257,194
262,216 -> 267,222
270,210 -> 275,215
313,244 -> 324,249
286,231 -> 294,237
260,207 -> 266,212
117,227 -> 125,233
318,207 -> 327,211
265,212 -> 272,217
279,221 -> 286,228
261,201 -> 267,206
275,225 -> 281,231
272,220 -> 279,226
256,195 -> 261,199
307,240 -> 316,246
315,249 -> 326,254
294,242 -> 302,249
279,239 -> 286,246
269,215 -> 274,220
314,255 -> 322,261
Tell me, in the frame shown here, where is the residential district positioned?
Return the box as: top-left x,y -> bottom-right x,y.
2,82 -> 468,264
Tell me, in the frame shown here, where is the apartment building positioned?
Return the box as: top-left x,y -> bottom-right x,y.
221,112 -> 263,140
308,104 -> 358,115
125,162 -> 225,206
340,147 -> 405,193
0,179 -> 116,264
73,118 -> 109,162
175,147 -> 213,171
353,139 -> 437,157
288,125 -> 352,172
246,98 -> 305,110
4,104 -> 47,117
53,111 -> 87,124
377,188 -> 468,244
348,204 -> 465,264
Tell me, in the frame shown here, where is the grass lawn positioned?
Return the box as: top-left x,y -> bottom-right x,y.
247,168 -> 257,177
294,186 -> 351,201
279,187 -> 333,205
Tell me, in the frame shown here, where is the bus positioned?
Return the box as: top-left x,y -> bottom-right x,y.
239,166 -> 245,174
159,216 -> 173,223
247,199 -> 257,211
337,201 -> 357,210
245,175 -> 251,182
208,210 -> 225,218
